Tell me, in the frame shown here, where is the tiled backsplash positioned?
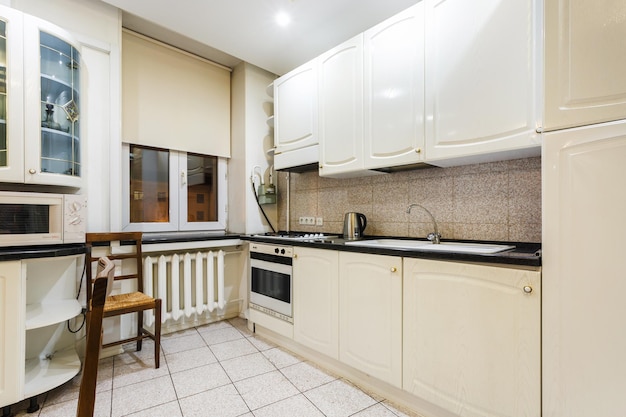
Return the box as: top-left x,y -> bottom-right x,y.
276,157 -> 541,243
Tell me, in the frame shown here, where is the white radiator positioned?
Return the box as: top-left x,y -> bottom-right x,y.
143,250 -> 226,326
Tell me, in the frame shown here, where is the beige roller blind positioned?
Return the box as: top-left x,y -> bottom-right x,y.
122,30 -> 231,157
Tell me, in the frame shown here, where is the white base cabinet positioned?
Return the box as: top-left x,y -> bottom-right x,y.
339,252 -> 402,388
293,247 -> 338,359
403,258 -> 541,417
0,254 -> 82,408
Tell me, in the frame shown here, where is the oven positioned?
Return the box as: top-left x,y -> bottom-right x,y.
249,242 -> 293,323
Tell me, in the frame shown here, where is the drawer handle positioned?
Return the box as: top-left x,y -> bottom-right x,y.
523,285 -> 533,294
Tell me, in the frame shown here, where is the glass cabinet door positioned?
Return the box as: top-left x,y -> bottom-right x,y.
39,31 -> 80,177
0,7 -> 25,184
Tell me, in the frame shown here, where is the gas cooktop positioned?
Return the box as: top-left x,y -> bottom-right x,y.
251,232 -> 340,243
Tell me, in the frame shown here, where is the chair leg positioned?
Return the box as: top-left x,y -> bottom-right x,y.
154,299 -> 162,369
136,310 -> 143,352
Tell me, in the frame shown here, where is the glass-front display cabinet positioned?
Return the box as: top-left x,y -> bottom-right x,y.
0,6 -> 82,188
24,15 -> 82,188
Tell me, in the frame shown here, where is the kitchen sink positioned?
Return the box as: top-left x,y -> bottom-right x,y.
344,239 -> 515,254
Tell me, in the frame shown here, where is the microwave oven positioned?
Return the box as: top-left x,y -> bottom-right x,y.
0,191 -> 87,247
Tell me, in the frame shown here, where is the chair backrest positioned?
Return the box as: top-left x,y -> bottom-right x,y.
85,232 -> 144,307
77,256 -> 114,417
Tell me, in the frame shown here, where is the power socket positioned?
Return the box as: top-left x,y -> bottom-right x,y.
298,216 -> 315,225
316,217 -> 323,226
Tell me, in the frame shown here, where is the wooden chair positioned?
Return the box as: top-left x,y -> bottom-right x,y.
77,256 -> 114,417
85,232 -> 162,369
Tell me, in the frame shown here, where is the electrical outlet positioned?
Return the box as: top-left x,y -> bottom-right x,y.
298,216 -> 315,225
316,217 -> 323,226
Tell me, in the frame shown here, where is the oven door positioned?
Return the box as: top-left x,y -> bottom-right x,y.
250,257 -> 292,318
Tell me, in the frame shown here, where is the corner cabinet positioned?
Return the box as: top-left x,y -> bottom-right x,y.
273,60 -> 318,170
0,261 -> 23,408
0,254 -> 82,410
293,247 -> 339,359
424,0 -> 541,166
338,252 -> 402,388
403,258 -> 540,417
0,6 -> 82,188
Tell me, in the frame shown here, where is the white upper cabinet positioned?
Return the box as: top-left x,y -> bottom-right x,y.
273,60 -> 318,170
318,34 -> 366,177
0,7 -> 24,184
543,0 -> 626,131
363,3 -> 425,170
0,6 -> 82,188
424,0 -> 541,166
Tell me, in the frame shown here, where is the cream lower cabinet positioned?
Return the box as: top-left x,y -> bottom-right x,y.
339,252 -> 402,387
403,258 -> 540,417
0,261 -> 24,407
293,247 -> 339,359
0,255 -> 82,409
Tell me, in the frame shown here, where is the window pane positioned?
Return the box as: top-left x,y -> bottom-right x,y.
186,153 -> 217,222
130,145 -> 169,223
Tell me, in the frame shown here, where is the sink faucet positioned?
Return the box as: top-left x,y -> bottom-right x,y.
406,204 -> 441,244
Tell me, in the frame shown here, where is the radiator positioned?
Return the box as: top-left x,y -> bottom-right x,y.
143,250 -> 226,326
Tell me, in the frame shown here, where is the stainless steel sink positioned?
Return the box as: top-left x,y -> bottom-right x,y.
344,239 -> 515,254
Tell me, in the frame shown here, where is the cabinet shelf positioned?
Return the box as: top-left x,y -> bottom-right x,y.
25,299 -> 81,330
24,346 -> 80,398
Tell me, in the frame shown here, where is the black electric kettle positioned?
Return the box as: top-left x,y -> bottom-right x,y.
343,212 -> 367,240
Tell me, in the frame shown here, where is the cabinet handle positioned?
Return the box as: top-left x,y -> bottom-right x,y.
523,285 -> 533,294
181,171 -> 187,186
390,267 -> 397,272
319,164 -> 323,169
28,168 -> 36,174
293,254 -> 298,259
415,148 -> 422,154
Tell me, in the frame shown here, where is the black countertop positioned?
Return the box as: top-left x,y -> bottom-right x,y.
244,234 -> 542,267
0,243 -> 87,261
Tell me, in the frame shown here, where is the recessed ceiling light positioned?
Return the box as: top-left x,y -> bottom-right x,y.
275,11 -> 291,27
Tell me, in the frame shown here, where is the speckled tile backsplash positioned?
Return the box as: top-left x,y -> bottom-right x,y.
276,157 -> 541,243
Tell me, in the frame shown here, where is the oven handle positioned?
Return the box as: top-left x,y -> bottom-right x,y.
251,258 -> 293,276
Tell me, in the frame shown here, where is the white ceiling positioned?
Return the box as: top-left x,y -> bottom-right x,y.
100,0 -> 420,75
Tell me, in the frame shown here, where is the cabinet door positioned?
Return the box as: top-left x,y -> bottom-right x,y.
293,247 -> 338,359
424,0 -> 540,166
542,121 -> 626,417
0,7 -> 24,184
318,34 -> 364,177
274,61 -> 317,154
0,261 -> 24,407
544,0 -> 626,131
23,15 -> 82,188
339,252 -> 402,387
403,258 -> 540,417
363,3 -> 425,170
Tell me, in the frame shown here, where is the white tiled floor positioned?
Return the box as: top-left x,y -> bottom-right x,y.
9,318 -> 419,417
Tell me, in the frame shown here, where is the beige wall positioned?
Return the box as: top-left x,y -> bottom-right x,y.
277,157 -> 541,243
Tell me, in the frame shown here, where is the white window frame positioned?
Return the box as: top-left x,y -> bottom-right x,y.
121,143 -> 227,232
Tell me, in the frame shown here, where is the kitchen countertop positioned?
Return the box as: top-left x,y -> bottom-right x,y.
244,234 -> 542,267
0,243 -> 86,261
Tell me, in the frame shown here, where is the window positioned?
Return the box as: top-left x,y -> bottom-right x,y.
122,144 -> 227,232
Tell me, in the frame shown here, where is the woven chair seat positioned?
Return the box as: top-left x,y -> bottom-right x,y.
104,291 -> 157,313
